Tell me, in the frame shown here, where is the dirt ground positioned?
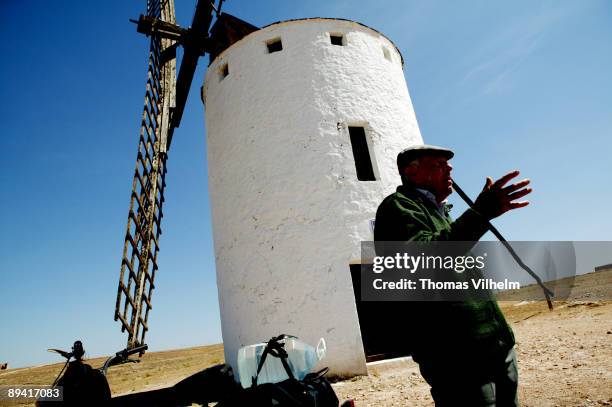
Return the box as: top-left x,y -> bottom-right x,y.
0,345 -> 224,406
332,300 -> 612,406
332,269 -> 612,406
1,270 -> 611,406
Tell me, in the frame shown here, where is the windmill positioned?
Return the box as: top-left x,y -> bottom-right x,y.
114,0 -> 257,352
114,0 -> 544,376
113,0 -> 429,375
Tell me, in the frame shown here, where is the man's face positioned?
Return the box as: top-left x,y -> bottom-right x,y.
403,155 -> 453,202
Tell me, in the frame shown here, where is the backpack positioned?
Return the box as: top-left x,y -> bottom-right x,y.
219,335 -> 339,407
37,361 -> 111,406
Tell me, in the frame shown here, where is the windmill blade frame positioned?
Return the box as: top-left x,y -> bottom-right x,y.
115,0 -> 224,353
114,0 -> 176,351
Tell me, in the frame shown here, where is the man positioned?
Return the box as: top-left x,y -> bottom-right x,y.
374,145 -> 532,406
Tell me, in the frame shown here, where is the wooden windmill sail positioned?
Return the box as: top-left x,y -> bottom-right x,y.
114,0 -> 257,351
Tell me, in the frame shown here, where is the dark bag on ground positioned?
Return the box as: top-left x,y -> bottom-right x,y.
218,335 -> 339,407
37,361 -> 111,406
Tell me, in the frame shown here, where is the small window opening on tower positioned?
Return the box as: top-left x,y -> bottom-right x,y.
266,38 -> 283,53
382,47 -> 392,62
330,33 -> 344,46
348,126 -> 376,181
219,63 -> 229,80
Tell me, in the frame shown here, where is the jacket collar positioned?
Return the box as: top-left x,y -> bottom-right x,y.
397,184 -> 452,217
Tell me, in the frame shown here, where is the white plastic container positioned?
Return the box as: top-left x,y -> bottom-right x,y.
237,337 -> 326,389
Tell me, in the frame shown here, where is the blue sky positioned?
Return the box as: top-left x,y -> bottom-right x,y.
1,0 -> 610,368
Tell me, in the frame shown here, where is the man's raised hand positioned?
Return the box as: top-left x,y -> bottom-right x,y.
473,170 -> 532,220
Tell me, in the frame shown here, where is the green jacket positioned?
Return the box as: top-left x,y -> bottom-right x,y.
374,185 -> 515,367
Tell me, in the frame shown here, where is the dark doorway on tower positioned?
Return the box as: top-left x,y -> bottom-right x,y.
349,263 -> 412,362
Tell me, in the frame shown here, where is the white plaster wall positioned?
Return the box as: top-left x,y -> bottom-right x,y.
203,18 -> 424,377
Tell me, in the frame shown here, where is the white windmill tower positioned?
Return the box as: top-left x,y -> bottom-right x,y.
203,17 -> 424,376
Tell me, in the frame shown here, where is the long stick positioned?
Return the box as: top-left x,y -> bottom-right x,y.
452,179 -> 554,310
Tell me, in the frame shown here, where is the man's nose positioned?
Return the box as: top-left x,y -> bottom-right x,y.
447,163 -> 453,172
